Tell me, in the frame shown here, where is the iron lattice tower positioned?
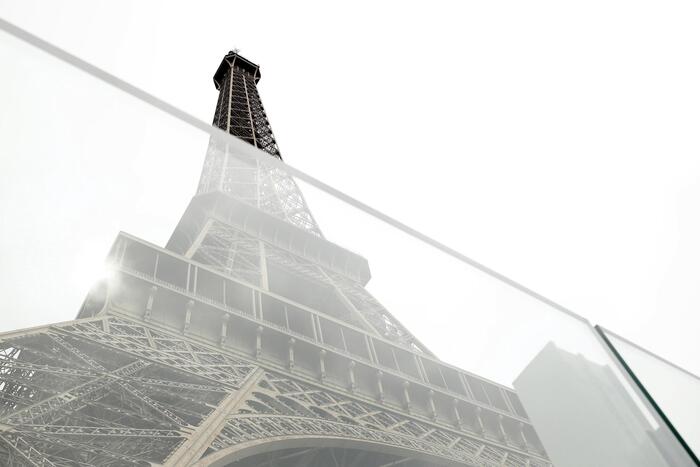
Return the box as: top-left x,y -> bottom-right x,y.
0,51 -> 550,466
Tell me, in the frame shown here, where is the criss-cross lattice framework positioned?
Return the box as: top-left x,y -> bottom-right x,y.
0,51 -> 552,466
0,315 -> 550,466
0,316 -> 257,466
198,51 -> 322,236
197,149 -> 322,237
209,372 -> 550,467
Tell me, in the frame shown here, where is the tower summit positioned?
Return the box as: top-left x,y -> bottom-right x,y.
212,51 -> 280,158
0,51 -> 550,466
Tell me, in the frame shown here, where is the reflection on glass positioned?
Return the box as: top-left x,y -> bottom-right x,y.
515,342 -> 694,467
601,328 -> 700,461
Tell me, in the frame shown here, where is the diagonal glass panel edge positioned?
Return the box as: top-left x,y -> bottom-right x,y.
595,325 -> 700,465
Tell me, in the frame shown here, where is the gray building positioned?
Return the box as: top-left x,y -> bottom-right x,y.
515,342 -> 693,467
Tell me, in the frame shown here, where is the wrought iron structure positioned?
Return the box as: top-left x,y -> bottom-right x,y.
0,51 -> 551,466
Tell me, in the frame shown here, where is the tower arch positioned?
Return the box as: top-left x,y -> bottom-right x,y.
196,435 -> 465,466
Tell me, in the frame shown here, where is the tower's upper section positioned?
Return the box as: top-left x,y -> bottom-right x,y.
210,51 -> 281,158
188,51 -> 433,354
197,51 -> 322,236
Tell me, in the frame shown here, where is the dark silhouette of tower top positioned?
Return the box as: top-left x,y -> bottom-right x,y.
213,51 -> 261,89
211,50 -> 280,158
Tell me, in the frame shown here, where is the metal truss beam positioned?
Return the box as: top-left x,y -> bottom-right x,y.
0,360 -> 149,426
0,433 -> 58,467
11,425 -> 182,438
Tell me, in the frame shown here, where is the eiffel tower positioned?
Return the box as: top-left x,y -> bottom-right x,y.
0,51 -> 551,466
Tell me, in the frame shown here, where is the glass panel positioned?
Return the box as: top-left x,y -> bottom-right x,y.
601,327 -> 700,460
0,21 -> 696,467
293,174 -> 695,467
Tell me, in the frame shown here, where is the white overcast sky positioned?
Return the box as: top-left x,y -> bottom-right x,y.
1,0 -> 699,387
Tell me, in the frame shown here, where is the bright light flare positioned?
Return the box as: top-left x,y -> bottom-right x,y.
70,237 -> 116,293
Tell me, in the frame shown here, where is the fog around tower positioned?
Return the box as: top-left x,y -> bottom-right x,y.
0,0 -> 699,385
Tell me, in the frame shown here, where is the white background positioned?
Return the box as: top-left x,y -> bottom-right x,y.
0,0 -> 699,383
